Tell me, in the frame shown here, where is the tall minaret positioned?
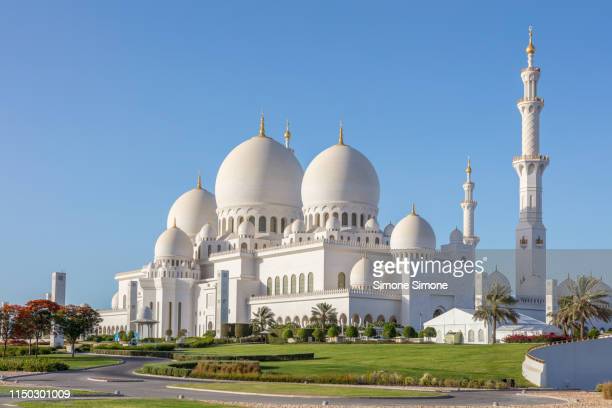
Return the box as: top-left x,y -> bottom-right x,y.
461,158 -> 479,246
513,27 -> 549,306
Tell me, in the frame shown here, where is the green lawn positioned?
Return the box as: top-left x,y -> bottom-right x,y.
178,343 -> 534,385
170,382 -> 444,398
18,400 -> 236,408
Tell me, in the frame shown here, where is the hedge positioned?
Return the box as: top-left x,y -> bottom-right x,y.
173,352 -> 314,362
503,333 -> 570,343
93,343 -> 176,351
91,349 -> 175,358
0,358 -> 69,372
1,346 -> 54,356
190,360 -> 260,377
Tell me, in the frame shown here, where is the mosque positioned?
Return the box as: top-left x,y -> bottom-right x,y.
96,30 -> 573,338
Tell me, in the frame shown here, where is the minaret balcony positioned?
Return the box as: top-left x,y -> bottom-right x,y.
516,96 -> 544,104
512,154 -> 549,163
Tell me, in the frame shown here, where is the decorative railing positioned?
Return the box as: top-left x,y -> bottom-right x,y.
249,287 -> 400,302
512,154 -> 549,162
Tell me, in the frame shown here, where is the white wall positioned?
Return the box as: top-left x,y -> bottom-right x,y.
523,337 -> 612,390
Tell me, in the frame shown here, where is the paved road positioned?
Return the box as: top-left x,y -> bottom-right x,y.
0,357 -> 564,406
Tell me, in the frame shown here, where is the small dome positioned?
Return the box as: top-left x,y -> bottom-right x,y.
154,226 -> 193,259
302,139 -> 380,209
449,228 -> 463,243
196,223 -> 216,242
364,218 -> 380,231
486,267 -> 511,290
291,219 -> 305,233
350,256 -> 373,288
215,125 -> 303,210
383,222 -> 395,237
557,277 -> 574,297
325,216 -> 340,230
167,183 -> 217,239
283,224 -> 292,237
390,208 -> 436,251
237,220 -> 255,237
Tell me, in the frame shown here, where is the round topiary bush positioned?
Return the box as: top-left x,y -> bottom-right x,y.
364,325 -> 376,338
402,325 -> 418,338
383,322 -> 397,339
327,325 -> 339,337
312,328 -> 325,342
282,328 -> 294,340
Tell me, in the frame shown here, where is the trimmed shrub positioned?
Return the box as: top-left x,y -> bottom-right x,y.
402,326 -> 418,338
282,328 -> 294,340
235,323 -> 252,338
383,323 -> 397,339
312,328 -> 325,342
419,373 -> 434,386
422,327 -> 437,338
587,327 -> 600,339
94,342 -> 175,351
2,346 -> 53,356
0,358 -> 68,372
173,353 -> 314,362
140,362 -> 192,377
183,336 -> 215,348
296,328 -> 312,342
364,325 -> 376,338
190,360 -> 261,378
345,326 -> 358,338
601,382 -> 612,400
221,323 -> 235,338
503,333 -> 570,343
327,325 -> 339,338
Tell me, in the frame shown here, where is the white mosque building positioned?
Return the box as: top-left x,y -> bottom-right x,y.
96,30 -> 577,338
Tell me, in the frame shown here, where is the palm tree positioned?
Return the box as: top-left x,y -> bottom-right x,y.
310,302 -> 337,329
473,283 -> 519,343
251,306 -> 275,334
549,296 -> 578,337
556,276 -> 611,340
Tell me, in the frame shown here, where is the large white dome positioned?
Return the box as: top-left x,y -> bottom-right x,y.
350,256 -> 373,288
215,124 -> 303,210
167,179 -> 217,239
154,225 -> 193,259
301,133 -> 379,209
390,207 -> 436,251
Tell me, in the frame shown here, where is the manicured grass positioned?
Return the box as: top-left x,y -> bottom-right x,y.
18,400 -> 236,408
171,382 -> 444,398
179,343 -> 534,386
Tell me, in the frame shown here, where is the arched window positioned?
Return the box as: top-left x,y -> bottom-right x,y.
222,218 -> 227,233
315,213 -> 321,227
258,216 -> 266,232
478,329 -> 484,343
281,218 -> 287,232
217,244 -> 221,252
248,216 -> 255,225
299,273 -> 305,293
324,213 -> 329,223
228,218 -> 234,233
241,242 -> 248,250
351,213 -> 357,226
307,272 -> 314,292
329,235 -> 335,240
341,212 -> 348,226
360,214 -> 364,227
274,277 -> 280,295
238,216 -> 244,225
282,276 -> 288,294
337,272 -> 346,289
271,217 -> 277,233
291,275 -> 296,293
267,278 -> 273,295
375,237 -> 380,245
365,237 -> 369,244
468,330 -> 474,343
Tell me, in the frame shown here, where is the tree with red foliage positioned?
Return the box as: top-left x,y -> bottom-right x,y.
0,304 -> 19,357
23,300 -> 60,355
54,305 -> 101,357
13,306 -> 35,355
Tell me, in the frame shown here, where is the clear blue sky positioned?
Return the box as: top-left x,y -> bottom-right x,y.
1,2 -> 611,307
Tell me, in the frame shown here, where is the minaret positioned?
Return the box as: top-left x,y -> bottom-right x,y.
513,27 -> 549,307
461,158 -> 479,246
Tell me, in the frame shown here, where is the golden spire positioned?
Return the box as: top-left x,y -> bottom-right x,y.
465,157 -> 472,174
411,203 -> 417,215
258,112 -> 266,137
284,120 -> 291,141
196,172 -> 202,190
526,25 -> 536,55
338,121 -> 344,145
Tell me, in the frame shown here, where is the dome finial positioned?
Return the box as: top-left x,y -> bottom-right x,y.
338,120 -> 344,145
172,217 -> 177,228
526,25 -> 536,55
196,171 -> 202,190
258,112 -> 266,137
411,203 -> 417,215
284,120 -> 292,148
465,157 -> 472,174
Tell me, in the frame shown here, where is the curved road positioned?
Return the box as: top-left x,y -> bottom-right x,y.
1,357 -> 564,406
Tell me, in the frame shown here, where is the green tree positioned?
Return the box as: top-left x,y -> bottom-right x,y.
54,305 -> 102,357
554,276 -> 611,339
250,306 -> 275,334
383,322 -> 397,339
421,327 -> 436,338
0,304 -> 19,357
402,325 -> 417,338
473,283 -> 519,343
327,325 -> 339,337
282,328 -> 293,340
312,328 -> 325,342
345,325 -> 358,339
310,302 -> 337,329
364,325 -> 376,338
24,300 -> 61,355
